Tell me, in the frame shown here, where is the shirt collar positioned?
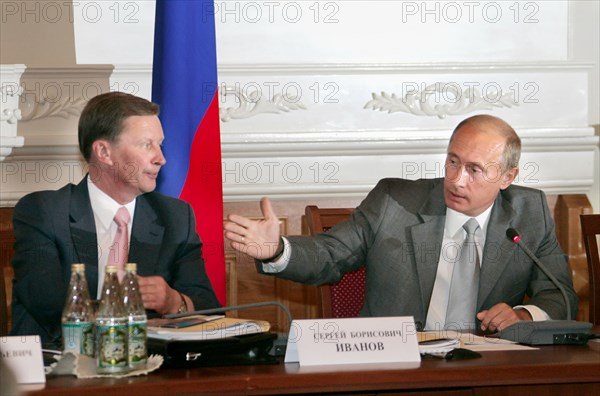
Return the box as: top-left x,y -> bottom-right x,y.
87,176 -> 136,230
445,204 -> 493,239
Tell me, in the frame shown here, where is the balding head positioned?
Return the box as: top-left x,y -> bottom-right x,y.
449,114 -> 521,171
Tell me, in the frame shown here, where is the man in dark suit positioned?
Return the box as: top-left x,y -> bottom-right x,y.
11,92 -> 220,348
224,114 -> 578,333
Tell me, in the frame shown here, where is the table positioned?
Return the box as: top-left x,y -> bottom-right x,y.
25,342 -> 600,396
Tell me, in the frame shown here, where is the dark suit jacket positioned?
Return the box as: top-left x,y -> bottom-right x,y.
10,178 -> 220,347
267,178 -> 578,329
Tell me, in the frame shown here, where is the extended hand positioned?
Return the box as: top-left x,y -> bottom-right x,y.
477,303 -> 532,332
137,275 -> 181,315
224,197 -> 282,260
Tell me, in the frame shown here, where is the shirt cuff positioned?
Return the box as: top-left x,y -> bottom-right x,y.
514,304 -> 551,321
261,237 -> 291,273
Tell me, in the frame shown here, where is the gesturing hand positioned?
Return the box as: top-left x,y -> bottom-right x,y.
224,197 -> 282,260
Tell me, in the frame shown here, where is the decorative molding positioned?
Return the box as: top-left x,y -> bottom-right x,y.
1,129 -> 597,207
0,64 -> 26,161
218,131 -> 597,202
0,84 -> 23,124
364,84 -> 518,119
219,86 -> 307,122
103,61 -> 595,77
1,107 -> 21,125
220,128 -> 597,157
17,65 -> 114,122
110,64 -> 153,101
5,126 -> 596,159
218,61 -> 595,75
223,179 -> 597,202
19,65 -> 115,79
20,95 -> 87,122
7,133 -> 82,160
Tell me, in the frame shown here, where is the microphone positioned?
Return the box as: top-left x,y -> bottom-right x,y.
496,228 -> 592,345
163,301 -> 292,356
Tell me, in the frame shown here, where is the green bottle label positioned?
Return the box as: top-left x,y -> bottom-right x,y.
128,322 -> 148,367
97,324 -> 128,369
81,324 -> 95,357
63,322 -> 93,356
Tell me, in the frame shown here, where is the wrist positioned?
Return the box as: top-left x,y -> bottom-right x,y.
264,237 -> 284,262
515,308 -> 533,321
176,291 -> 188,314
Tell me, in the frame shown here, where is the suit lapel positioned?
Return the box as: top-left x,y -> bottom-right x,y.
128,196 -> 164,276
411,182 -> 447,315
69,178 -> 100,296
478,191 -> 517,309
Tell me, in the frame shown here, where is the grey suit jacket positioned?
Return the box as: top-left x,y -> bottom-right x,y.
10,177 -> 220,347
268,178 -> 577,329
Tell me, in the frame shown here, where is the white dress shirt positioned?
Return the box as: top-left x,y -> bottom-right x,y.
87,177 -> 136,298
425,206 -> 549,329
424,207 -> 491,330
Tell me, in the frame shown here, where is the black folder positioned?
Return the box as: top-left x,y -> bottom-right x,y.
147,332 -> 278,367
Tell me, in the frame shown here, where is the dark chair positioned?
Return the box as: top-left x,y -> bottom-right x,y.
580,214 -> 600,326
304,205 -> 365,318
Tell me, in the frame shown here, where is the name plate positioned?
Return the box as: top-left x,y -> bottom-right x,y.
284,316 -> 420,366
0,335 -> 46,384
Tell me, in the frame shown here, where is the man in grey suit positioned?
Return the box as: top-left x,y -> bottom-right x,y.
224,115 -> 577,333
11,92 -> 220,348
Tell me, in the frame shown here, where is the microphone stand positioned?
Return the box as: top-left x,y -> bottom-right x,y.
497,229 -> 593,345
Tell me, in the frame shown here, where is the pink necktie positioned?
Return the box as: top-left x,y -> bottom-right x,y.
108,207 -> 130,281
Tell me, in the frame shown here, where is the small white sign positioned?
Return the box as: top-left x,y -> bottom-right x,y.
285,316 -> 421,366
0,336 -> 46,384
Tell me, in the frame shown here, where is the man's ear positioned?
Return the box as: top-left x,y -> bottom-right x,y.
500,167 -> 519,189
91,140 -> 114,166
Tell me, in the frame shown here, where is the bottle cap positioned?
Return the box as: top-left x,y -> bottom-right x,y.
71,263 -> 85,272
105,265 -> 117,273
125,263 -> 137,272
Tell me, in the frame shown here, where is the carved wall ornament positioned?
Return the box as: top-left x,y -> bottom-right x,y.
220,85 -> 306,122
0,83 -> 22,98
20,95 -> 87,122
1,108 -> 21,124
364,83 -> 518,119
0,84 -> 23,124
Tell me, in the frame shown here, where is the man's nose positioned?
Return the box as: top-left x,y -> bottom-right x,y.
155,147 -> 166,165
447,164 -> 469,186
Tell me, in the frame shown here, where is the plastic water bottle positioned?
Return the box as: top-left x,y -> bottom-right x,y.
122,263 -> 148,369
96,265 -> 128,374
61,263 -> 94,356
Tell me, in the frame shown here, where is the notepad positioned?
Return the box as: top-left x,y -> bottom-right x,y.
147,315 -> 224,329
147,316 -> 271,341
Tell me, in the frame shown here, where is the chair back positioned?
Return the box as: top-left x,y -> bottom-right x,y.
0,208 -> 15,336
304,205 -> 366,318
580,214 -> 600,326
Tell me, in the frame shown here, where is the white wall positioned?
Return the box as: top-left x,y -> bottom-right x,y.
1,0 -> 599,210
